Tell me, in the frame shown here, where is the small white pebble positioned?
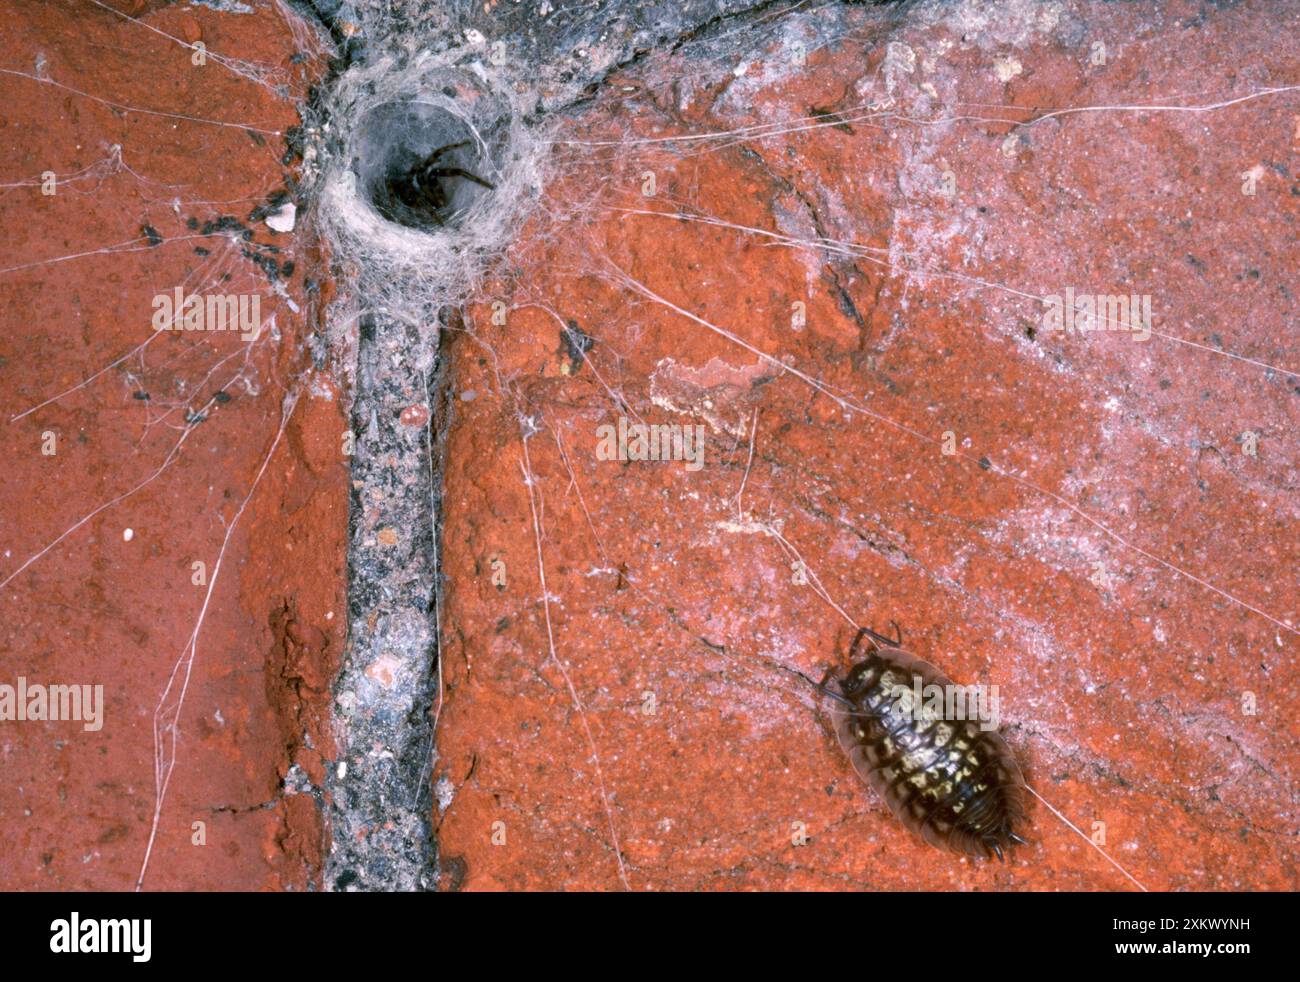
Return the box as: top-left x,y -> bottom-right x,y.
123,528 -> 134,542
994,55 -> 1023,82
266,202 -> 296,233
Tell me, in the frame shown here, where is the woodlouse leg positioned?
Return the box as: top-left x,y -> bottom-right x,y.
816,664 -> 838,694
853,621 -> 904,656
848,627 -> 874,661
815,666 -> 855,709
812,667 -> 850,758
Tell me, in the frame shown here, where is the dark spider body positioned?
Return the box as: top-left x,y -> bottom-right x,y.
385,140 -> 495,225
822,625 -> 1029,859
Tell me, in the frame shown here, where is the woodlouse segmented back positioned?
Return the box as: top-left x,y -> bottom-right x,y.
823,626 -> 1029,860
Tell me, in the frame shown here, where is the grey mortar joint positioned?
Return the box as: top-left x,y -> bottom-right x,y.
327,311 -> 440,892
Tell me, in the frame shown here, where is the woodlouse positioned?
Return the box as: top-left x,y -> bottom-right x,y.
822,625 -> 1029,860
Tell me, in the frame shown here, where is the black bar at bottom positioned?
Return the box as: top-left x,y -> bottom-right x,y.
0,890 -> 1287,970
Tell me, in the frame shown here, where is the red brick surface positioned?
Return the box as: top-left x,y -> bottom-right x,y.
0,0 -> 342,890
434,0 -> 1300,890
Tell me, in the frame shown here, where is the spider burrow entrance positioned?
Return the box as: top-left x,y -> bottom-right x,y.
313,56 -> 540,310
353,101 -> 499,232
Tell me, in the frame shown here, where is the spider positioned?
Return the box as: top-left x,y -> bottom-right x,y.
384,140 -> 495,226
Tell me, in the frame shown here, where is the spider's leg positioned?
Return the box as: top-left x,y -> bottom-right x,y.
424,166 -> 496,190
424,140 -> 472,164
